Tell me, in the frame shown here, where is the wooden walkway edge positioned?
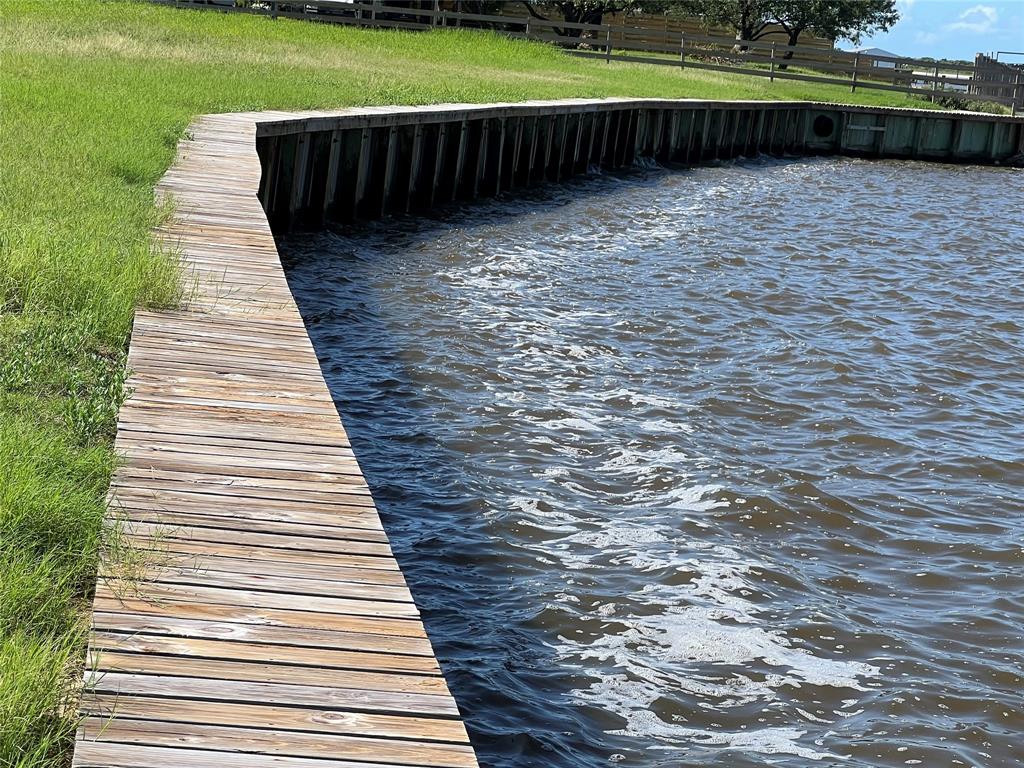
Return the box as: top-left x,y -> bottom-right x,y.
73,109 -> 479,768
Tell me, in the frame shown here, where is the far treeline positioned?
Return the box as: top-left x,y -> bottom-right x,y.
507,1 -> 900,52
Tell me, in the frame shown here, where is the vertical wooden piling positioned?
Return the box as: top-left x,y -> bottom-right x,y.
322,129 -> 343,221
379,125 -> 398,216
288,132 -> 311,226
452,119 -> 468,201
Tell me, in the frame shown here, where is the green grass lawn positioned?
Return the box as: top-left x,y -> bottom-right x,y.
0,1 -> 959,764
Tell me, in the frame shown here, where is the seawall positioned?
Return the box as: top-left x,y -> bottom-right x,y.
254,99 -> 1024,231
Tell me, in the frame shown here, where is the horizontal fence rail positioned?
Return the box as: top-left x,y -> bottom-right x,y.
162,0 -> 1023,112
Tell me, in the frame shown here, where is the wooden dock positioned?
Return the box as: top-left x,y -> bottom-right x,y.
75,99 -> 1022,767
73,111 -> 478,767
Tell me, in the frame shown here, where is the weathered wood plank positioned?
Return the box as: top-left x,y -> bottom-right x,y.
77,720 -> 476,767
118,537 -> 398,571
90,652 -> 450,695
94,579 -> 416,618
102,550 -> 408,587
117,521 -> 393,557
90,612 -> 435,655
109,509 -> 388,542
84,672 -> 459,717
73,740 -> 391,768
104,566 -> 410,601
79,708 -> 469,752
90,632 -> 442,674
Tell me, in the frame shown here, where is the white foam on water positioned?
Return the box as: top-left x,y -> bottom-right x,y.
601,387 -> 689,411
665,483 -> 730,512
611,710 -> 843,761
538,494 -> 878,761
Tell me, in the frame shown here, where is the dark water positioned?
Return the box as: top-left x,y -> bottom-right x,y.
280,158 -> 1024,768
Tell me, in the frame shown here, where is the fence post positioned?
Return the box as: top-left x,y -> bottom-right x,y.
371,1 -> 377,24
1013,73 -> 1021,117
769,42 -> 776,82
931,65 -> 939,103
679,32 -> 685,67
524,17 -> 530,39
851,52 -> 860,92
270,0 -> 278,20
605,28 -> 612,63
432,0 -> 439,27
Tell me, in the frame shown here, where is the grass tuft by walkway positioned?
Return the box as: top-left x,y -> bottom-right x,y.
0,1 -> 954,765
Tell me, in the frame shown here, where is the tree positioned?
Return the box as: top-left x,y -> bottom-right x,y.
769,0 -> 900,60
668,0 -> 899,56
669,1 -> 777,49
519,1 -> 642,39
454,1 -> 504,14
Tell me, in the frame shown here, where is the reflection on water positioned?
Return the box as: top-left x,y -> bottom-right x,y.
281,157 -> 1024,768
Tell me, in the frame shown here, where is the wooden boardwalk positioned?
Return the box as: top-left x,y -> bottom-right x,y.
74,112 -> 478,767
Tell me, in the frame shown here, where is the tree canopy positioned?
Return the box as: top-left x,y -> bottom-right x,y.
519,1 -> 643,35
517,1 -> 901,53
771,0 -> 900,50
650,0 -> 900,50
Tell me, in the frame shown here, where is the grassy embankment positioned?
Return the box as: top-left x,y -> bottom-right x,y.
0,1 -> 953,765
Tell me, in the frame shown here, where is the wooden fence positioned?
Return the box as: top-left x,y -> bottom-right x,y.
162,0 -> 1023,112
972,54 -> 1024,105
490,3 -> 837,53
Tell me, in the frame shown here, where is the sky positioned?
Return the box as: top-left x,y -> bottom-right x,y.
847,0 -> 1024,61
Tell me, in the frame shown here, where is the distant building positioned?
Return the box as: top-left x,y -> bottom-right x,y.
911,70 -> 971,92
845,47 -> 900,68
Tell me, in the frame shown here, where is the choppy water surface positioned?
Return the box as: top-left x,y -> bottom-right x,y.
281,158 -> 1024,768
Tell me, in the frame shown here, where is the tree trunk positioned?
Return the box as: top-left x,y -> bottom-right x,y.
733,29 -> 751,53
561,7 -> 605,45
731,1 -> 759,53
778,28 -> 801,70
521,1 -> 611,46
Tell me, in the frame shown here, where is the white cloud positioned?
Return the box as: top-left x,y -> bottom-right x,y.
946,4 -> 998,33
914,31 -> 940,45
